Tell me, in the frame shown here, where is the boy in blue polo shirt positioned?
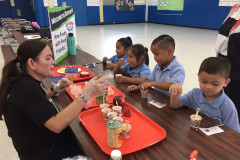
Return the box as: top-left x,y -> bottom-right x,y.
169,57 -> 240,133
128,35 -> 185,96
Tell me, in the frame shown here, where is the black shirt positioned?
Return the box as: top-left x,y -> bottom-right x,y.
4,74 -> 58,158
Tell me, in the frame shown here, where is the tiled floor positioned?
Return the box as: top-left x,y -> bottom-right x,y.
0,23 -> 218,159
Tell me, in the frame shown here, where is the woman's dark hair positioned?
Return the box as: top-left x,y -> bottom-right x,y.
117,36 -> 133,49
129,44 -> 149,66
151,34 -> 175,51
199,57 -> 231,79
0,40 -> 47,119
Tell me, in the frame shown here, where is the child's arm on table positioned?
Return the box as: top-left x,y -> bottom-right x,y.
113,58 -> 124,74
142,81 -> 173,91
127,79 -> 150,91
169,83 -> 183,109
116,76 -> 147,84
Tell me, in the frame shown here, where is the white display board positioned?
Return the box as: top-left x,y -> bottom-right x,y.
48,6 -> 77,64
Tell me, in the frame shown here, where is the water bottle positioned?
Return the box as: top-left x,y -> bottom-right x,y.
67,32 -> 76,55
110,150 -> 122,160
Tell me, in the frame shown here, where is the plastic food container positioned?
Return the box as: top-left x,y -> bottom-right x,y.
80,71 -> 90,78
50,75 -> 64,84
190,115 -> 202,128
101,108 -> 112,120
100,103 -> 110,109
65,67 -> 78,80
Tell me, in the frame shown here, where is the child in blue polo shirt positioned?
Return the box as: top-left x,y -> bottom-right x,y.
113,44 -> 151,84
169,57 -> 240,133
102,36 -> 132,68
128,35 -> 185,96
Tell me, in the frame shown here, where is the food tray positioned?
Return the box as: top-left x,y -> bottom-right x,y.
66,82 -> 126,108
52,65 -> 94,81
79,103 -> 166,155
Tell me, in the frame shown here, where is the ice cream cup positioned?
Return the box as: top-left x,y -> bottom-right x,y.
122,123 -> 131,138
101,108 -> 112,120
107,112 -> 118,120
140,88 -> 148,98
190,114 -> 202,128
113,116 -> 123,122
106,61 -> 111,68
112,106 -> 122,115
100,103 -> 109,109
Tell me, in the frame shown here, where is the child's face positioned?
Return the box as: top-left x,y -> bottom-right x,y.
150,44 -> 174,68
198,71 -> 230,99
116,42 -> 128,58
127,49 -> 143,68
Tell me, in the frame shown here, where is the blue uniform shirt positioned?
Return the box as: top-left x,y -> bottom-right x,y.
179,88 -> 240,133
119,62 -> 151,78
108,54 -> 128,64
148,57 -> 185,96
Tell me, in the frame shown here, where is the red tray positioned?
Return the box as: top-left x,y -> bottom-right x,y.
66,82 -> 126,108
52,65 -> 94,81
79,103 -> 166,155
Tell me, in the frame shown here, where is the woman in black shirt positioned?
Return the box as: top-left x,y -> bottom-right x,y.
0,40 -> 108,159
216,4 -> 240,122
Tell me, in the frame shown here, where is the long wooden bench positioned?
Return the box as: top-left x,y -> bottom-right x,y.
1,45 -> 16,64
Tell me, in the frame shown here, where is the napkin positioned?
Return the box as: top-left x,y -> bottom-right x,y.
199,126 -> 224,136
148,100 -> 166,108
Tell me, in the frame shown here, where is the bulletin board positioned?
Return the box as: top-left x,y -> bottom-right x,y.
157,0 -> 184,11
116,0 -> 134,11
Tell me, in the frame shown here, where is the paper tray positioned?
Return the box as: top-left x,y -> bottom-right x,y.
66,82 -> 126,108
52,65 -> 94,81
79,103 -> 166,155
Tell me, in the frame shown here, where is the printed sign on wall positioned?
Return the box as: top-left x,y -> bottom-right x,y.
116,0 -> 134,11
157,0 -> 184,11
48,6 -> 77,64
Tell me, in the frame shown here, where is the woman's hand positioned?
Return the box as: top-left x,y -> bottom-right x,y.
81,76 -> 108,100
54,78 -> 72,93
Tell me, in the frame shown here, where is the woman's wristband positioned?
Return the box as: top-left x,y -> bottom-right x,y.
78,94 -> 88,103
50,85 -> 59,96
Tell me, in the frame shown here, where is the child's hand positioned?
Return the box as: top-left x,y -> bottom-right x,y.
169,83 -> 182,96
127,85 -> 140,91
118,58 -> 124,66
107,62 -> 115,69
115,75 -> 128,83
102,57 -> 108,63
141,82 -> 152,90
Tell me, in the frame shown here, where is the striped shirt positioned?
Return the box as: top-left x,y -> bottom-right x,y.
215,4 -> 240,80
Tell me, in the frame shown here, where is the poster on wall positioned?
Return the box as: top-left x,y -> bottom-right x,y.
48,6 -> 77,64
219,0 -> 239,6
157,0 -> 184,11
116,0 -> 134,11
